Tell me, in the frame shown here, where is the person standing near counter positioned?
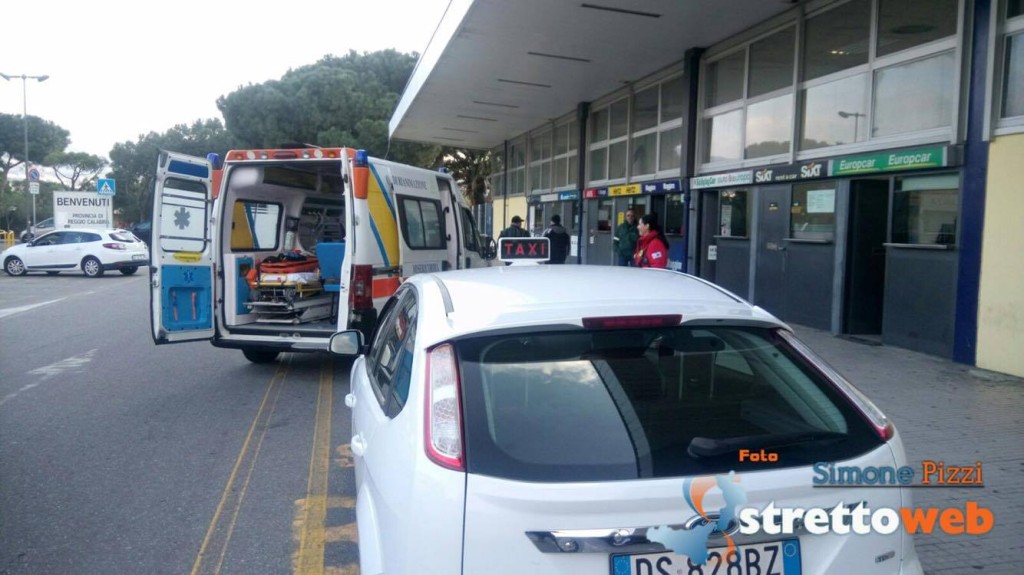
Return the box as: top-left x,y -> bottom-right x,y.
613,209 -> 638,266
634,213 -> 669,269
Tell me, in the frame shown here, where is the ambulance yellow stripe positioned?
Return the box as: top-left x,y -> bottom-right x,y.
366,165 -> 399,268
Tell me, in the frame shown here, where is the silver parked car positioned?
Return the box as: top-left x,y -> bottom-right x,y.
19,217 -> 55,242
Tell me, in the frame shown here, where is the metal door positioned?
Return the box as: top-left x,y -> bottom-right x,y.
754,186 -> 789,318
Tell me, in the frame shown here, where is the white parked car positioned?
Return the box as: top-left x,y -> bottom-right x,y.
2,227 -> 149,277
330,259 -> 923,575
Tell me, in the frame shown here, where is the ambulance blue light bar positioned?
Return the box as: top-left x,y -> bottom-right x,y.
355,149 -> 369,167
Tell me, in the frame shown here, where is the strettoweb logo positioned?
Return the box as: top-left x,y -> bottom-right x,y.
738,500 -> 994,536
647,472 -> 747,565
649,469 -> 995,566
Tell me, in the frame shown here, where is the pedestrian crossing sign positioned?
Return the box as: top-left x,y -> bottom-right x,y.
97,178 -> 116,196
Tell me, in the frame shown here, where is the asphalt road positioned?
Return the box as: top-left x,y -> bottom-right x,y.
0,271 -> 358,575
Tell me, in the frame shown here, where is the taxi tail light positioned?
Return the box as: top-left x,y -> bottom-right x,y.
581,314 -> 682,329
424,343 -> 465,471
350,265 -> 373,310
102,242 -> 127,250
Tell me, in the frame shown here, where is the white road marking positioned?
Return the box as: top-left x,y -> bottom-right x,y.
1,349 -> 99,407
0,298 -> 67,320
29,349 -> 98,379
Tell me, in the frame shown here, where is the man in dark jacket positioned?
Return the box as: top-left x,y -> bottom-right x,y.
499,215 -> 530,239
613,209 -> 639,266
542,214 -> 571,264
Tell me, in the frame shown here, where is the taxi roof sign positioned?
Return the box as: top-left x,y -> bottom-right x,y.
498,237 -> 550,264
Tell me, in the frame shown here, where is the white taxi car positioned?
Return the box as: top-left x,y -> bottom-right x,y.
2,227 -> 149,277
330,242 -> 922,575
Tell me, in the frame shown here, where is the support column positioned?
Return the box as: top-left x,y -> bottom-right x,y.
575,102 -> 590,264
680,48 -> 704,274
954,0 -> 992,364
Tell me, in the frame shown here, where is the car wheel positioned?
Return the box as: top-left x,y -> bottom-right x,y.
119,266 -> 139,276
82,257 -> 104,277
242,349 -> 280,364
4,257 -> 27,276
46,271 -> 60,276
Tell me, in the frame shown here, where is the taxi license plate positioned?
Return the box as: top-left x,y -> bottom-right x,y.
132,254 -> 147,261
611,539 -> 801,575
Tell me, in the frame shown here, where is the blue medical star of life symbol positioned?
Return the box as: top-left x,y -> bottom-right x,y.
615,471 -> 747,573
174,207 -> 190,230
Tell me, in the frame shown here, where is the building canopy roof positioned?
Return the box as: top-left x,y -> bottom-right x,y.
390,0 -> 797,150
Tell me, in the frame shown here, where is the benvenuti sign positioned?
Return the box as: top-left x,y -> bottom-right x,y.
53,191 -> 113,229
829,146 -> 952,176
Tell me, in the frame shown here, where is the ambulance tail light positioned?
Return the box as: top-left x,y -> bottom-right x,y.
352,149 -> 369,199
350,264 -> 373,310
424,343 -> 465,471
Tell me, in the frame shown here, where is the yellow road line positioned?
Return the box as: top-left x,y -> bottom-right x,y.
190,355 -> 291,575
294,357 -> 335,575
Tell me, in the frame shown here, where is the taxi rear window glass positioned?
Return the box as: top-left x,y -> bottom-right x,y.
456,326 -> 881,482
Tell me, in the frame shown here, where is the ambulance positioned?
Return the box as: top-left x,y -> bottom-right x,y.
149,146 -> 494,363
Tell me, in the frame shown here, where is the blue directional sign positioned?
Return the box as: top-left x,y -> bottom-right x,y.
97,178 -> 116,196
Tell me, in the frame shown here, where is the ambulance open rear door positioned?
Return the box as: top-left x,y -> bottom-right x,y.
150,151 -> 216,344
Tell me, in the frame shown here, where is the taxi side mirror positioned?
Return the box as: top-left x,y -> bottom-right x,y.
329,330 -> 366,357
480,236 -> 497,260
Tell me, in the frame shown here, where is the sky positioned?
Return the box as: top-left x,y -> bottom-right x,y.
1,0 -> 451,167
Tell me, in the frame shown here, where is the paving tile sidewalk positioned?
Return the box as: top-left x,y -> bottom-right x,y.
792,325 -> 1024,575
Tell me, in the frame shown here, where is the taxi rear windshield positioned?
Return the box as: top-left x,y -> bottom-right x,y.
456,326 -> 882,482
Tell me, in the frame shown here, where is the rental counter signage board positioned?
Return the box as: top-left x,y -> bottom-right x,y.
53,191 -> 113,229
754,160 -> 826,183
530,190 -> 582,204
584,178 -> 684,198
691,170 -> 753,189
641,179 -> 683,194
830,146 -> 951,176
609,184 -> 642,197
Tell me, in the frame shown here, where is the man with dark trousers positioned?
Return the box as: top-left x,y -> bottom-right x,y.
542,214 -> 571,264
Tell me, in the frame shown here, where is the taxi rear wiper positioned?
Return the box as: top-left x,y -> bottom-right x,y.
687,430 -> 847,458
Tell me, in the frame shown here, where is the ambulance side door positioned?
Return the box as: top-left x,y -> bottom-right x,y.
388,165 -> 450,277
435,176 -> 463,268
149,151 -> 216,344
457,205 -> 489,267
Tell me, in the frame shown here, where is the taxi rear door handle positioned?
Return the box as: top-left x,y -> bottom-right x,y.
350,434 -> 367,457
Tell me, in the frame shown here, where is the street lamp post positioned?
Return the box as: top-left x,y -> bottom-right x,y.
1,72 -> 50,230
837,110 -> 866,144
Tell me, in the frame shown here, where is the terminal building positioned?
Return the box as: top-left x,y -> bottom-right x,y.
388,0 -> 1024,378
